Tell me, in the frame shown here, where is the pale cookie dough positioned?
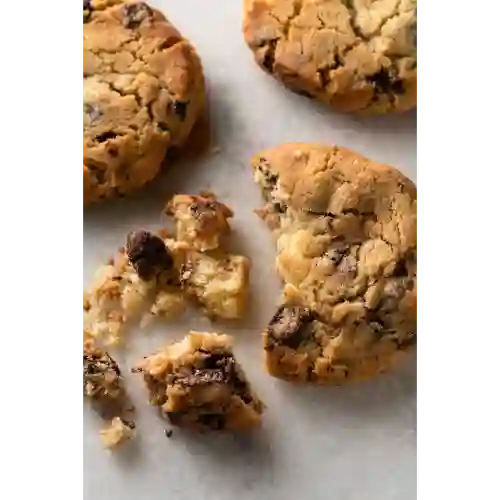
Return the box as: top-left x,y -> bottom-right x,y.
252,142 -> 416,382
243,0 -> 416,114
133,332 -> 265,432
84,0 -> 205,204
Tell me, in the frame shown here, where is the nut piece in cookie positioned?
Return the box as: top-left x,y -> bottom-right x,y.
253,143 -> 416,383
99,417 -> 136,449
133,332 -> 264,432
243,0 -> 417,114
180,252 -> 250,319
84,337 -> 124,403
165,193 -> 234,251
126,230 -> 174,281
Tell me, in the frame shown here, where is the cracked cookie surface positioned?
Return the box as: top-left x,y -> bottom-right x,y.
243,0 -> 416,114
252,142 -> 416,382
83,0 -> 205,204
134,332 -> 265,432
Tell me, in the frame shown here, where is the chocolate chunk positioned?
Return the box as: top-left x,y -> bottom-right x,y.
83,0 -> 92,23
171,101 -> 188,121
267,305 -> 314,349
95,131 -> 117,143
122,2 -> 153,29
126,230 -> 174,281
368,69 -> 405,95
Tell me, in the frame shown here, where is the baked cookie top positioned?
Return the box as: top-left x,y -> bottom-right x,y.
243,0 -> 416,114
83,0 -> 205,203
253,143 -> 416,382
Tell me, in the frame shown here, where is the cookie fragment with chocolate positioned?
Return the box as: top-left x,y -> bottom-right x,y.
165,193 -> 233,251
133,332 -> 264,432
84,337 -> 124,402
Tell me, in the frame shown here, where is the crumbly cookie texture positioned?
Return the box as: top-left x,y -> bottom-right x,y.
83,0 -> 205,204
165,193 -> 234,252
252,143 -> 416,382
243,0 -> 416,114
84,232 -> 188,345
84,337 -> 125,401
180,252 -> 250,319
134,332 -> 265,432
84,195 -> 251,344
99,417 -> 136,448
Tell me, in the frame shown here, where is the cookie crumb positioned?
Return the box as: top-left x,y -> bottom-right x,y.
100,417 -> 136,449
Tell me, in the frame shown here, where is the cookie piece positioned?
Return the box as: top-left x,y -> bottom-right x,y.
83,1 -> 205,204
180,252 -> 250,319
243,0 -> 416,114
99,416 -> 136,448
84,337 -> 124,402
83,232 -> 186,345
165,193 -> 234,251
252,143 -> 416,382
133,332 -> 265,432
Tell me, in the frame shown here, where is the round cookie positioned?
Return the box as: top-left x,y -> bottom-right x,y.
252,143 -> 416,383
83,1 -> 205,204
243,0 -> 416,114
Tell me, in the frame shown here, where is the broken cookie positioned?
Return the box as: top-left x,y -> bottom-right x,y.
165,193 -> 233,251
252,143 -> 417,383
133,332 -> 265,432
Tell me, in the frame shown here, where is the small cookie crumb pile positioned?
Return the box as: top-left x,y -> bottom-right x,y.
83,193 -> 251,345
252,143 -> 417,383
133,332 -> 265,432
99,417 -> 136,449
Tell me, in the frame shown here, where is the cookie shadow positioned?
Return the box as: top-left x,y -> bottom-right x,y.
176,424 -> 279,482
276,351 -> 416,427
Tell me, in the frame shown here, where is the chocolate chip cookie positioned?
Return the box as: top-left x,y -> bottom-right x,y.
252,143 -> 416,382
134,332 -> 265,432
243,0 -> 416,114
83,1 -> 205,204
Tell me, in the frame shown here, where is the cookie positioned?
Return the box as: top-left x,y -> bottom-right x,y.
83,0 -> 205,204
133,331 -> 265,432
243,0 -> 416,114
252,143 -> 416,382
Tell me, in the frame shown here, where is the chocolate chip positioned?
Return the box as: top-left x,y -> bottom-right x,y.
83,0 -> 92,23
171,101 -> 188,121
267,305 -> 314,349
126,230 -> 174,281
164,429 -> 173,438
367,69 -> 405,95
122,2 -> 153,29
